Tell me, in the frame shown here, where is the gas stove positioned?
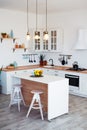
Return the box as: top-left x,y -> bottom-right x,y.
66,68 -> 87,71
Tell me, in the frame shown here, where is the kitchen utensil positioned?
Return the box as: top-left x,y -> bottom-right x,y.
61,56 -> 65,65
65,57 -> 68,64
31,55 -> 33,62
29,55 -> 31,62
34,55 -> 36,62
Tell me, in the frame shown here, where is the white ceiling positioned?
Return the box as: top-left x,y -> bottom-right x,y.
0,0 -> 87,14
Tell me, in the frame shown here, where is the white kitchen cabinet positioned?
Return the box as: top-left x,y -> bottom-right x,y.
2,67 -> 87,97
32,28 -> 63,52
80,73 -> 87,96
1,71 -> 21,94
48,28 -> 63,52
58,70 -> 87,97
58,70 -> 65,77
1,69 -> 36,94
32,29 -> 43,51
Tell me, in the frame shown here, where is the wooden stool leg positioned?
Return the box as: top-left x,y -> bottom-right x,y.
20,90 -> 25,106
26,97 -> 35,118
18,100 -> 21,112
9,89 -> 16,108
38,95 -> 44,120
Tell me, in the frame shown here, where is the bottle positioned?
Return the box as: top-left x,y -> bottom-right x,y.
15,43 -> 19,48
10,30 -> 14,38
13,61 -> 17,68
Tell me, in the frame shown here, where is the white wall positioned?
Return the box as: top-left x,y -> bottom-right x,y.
1,8 -> 87,68
0,9 -> 43,67
43,9 -> 87,68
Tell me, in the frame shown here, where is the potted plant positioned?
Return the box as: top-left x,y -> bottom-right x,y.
1,33 -> 8,38
39,54 -> 47,66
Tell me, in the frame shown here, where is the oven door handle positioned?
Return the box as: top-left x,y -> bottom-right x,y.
65,75 -> 79,78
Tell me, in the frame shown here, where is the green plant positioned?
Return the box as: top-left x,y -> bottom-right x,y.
1,33 -> 7,35
39,54 -> 45,61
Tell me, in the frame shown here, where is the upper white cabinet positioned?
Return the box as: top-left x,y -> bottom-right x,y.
31,29 -> 42,51
48,28 -> 63,52
33,28 -> 63,52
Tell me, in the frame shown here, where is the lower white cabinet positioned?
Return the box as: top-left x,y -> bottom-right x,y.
1,69 -> 36,94
1,71 -> 21,94
80,73 -> 87,96
1,67 -> 87,97
58,70 -> 87,97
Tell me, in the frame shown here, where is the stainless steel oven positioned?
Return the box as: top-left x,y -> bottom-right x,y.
65,74 -> 79,88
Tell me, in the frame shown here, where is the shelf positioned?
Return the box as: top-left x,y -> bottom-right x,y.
0,38 -> 16,43
13,48 -> 27,52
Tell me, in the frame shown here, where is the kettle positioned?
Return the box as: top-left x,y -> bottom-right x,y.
73,61 -> 79,70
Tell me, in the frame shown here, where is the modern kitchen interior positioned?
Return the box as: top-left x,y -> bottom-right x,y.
0,0 -> 87,130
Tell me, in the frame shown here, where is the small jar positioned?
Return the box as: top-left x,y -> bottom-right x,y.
19,44 -> 22,48
21,43 -> 25,48
15,43 -> 19,48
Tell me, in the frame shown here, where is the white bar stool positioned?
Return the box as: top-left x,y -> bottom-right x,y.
26,90 -> 44,120
9,84 -> 25,112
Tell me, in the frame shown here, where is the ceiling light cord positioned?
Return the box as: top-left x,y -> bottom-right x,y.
27,0 -> 29,33
36,0 -> 37,32
27,0 -> 29,32
26,0 -> 30,40
34,0 -> 40,39
43,0 -> 49,40
46,0 -> 47,31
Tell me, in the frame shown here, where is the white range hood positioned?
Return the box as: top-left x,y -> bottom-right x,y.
74,29 -> 87,50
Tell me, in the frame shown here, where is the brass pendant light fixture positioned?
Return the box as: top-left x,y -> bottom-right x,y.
26,0 -> 30,40
34,0 -> 40,39
43,0 -> 49,40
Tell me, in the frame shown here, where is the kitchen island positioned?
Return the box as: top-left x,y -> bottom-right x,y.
13,73 -> 69,120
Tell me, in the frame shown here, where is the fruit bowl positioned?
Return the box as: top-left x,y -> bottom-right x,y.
34,70 -> 43,77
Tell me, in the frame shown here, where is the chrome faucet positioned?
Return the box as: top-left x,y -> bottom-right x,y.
49,59 -> 54,66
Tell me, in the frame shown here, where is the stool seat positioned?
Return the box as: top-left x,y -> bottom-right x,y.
31,90 -> 43,94
9,84 -> 25,112
26,90 -> 44,120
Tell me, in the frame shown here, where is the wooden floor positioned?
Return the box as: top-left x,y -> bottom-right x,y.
0,94 -> 87,130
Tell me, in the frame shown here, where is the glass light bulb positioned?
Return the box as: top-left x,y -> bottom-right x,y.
26,32 -> 30,40
34,34 -> 39,39
43,31 -> 49,40
34,31 -> 40,39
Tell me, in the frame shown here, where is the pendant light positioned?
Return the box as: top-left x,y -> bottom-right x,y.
43,0 -> 49,40
26,0 -> 30,40
34,0 -> 40,39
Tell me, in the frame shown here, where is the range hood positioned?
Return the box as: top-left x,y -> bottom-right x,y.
74,29 -> 87,50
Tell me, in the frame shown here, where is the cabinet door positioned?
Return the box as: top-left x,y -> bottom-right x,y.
32,28 -> 63,52
80,74 -> 87,95
33,30 -> 42,51
1,71 -> 7,94
50,30 -> 57,51
54,70 -> 59,76
43,35 -> 49,51
49,28 -> 63,52
58,70 -> 65,77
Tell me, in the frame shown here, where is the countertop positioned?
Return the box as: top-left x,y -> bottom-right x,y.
13,73 -> 67,84
2,64 -> 87,74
